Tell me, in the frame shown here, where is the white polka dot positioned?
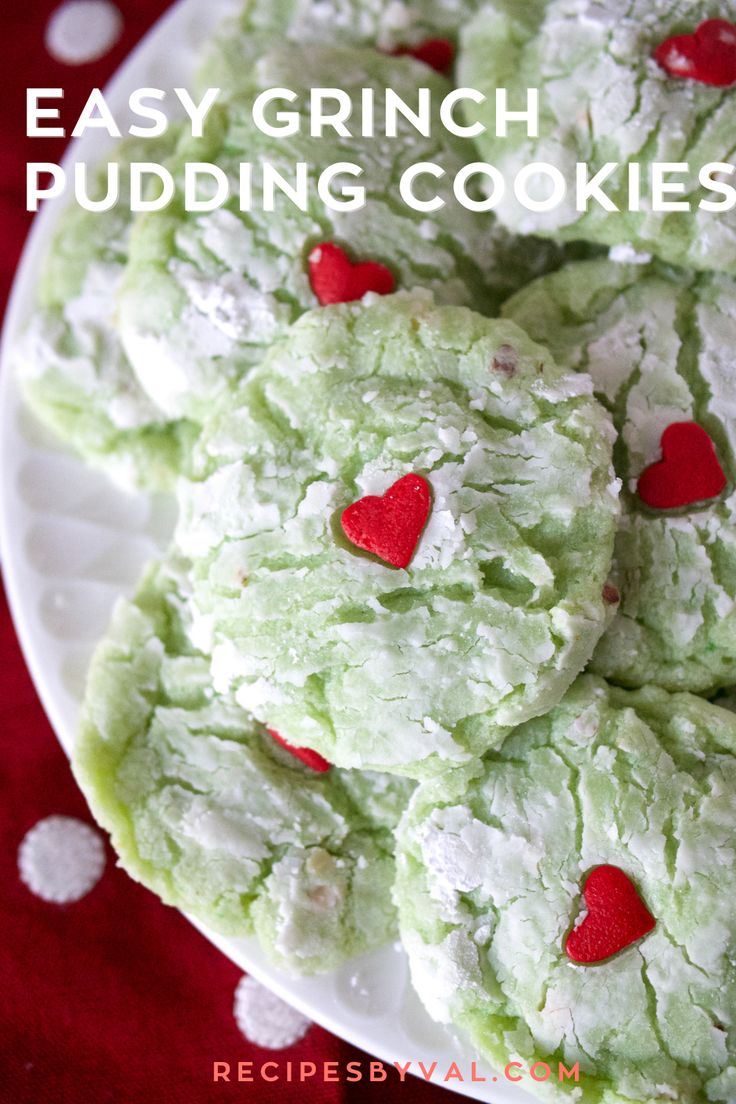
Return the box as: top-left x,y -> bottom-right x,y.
233,977 -> 311,1049
45,1 -> 123,65
18,816 -> 105,903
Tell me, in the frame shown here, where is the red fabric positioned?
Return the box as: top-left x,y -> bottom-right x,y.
0,5 -> 448,1100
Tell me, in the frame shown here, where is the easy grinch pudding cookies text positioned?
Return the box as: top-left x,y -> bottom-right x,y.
118,43 -> 565,423
457,0 -> 736,273
15,137 -> 197,490
73,555 -> 413,974
175,291 -> 620,778
394,675 -> 736,1103
504,258 -> 736,693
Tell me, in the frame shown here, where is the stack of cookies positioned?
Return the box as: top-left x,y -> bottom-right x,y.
16,2 -> 736,1100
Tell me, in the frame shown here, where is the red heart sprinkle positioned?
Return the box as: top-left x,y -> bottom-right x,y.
565,865 -> 656,964
637,422 -> 727,509
654,19 -> 736,86
391,38 -> 455,75
268,729 -> 332,773
308,242 -> 395,306
341,473 -> 431,569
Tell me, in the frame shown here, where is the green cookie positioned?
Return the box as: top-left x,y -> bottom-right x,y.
15,137 -> 197,490
457,0 -> 736,274
175,290 -> 619,778
197,0 -> 486,93
73,554 -> 413,975
119,42 -> 565,423
504,257 -> 736,694
395,674 -> 736,1103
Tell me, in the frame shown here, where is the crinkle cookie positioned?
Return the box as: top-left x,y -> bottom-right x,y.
458,0 -> 736,274
175,290 -> 620,778
119,43 -> 565,423
504,257 -> 736,693
15,138 -> 197,491
394,674 -> 736,1104
197,0 -> 486,92
73,554 -> 413,974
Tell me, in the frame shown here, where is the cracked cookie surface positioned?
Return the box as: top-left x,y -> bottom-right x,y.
504,258 -> 736,693
394,674 -> 736,1103
197,0 -> 486,87
14,137 -> 197,490
73,554 -> 413,974
174,290 -> 620,777
458,0 -> 736,273
119,42 -> 567,423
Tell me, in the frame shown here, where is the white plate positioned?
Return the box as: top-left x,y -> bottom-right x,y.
0,4 -> 538,1099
